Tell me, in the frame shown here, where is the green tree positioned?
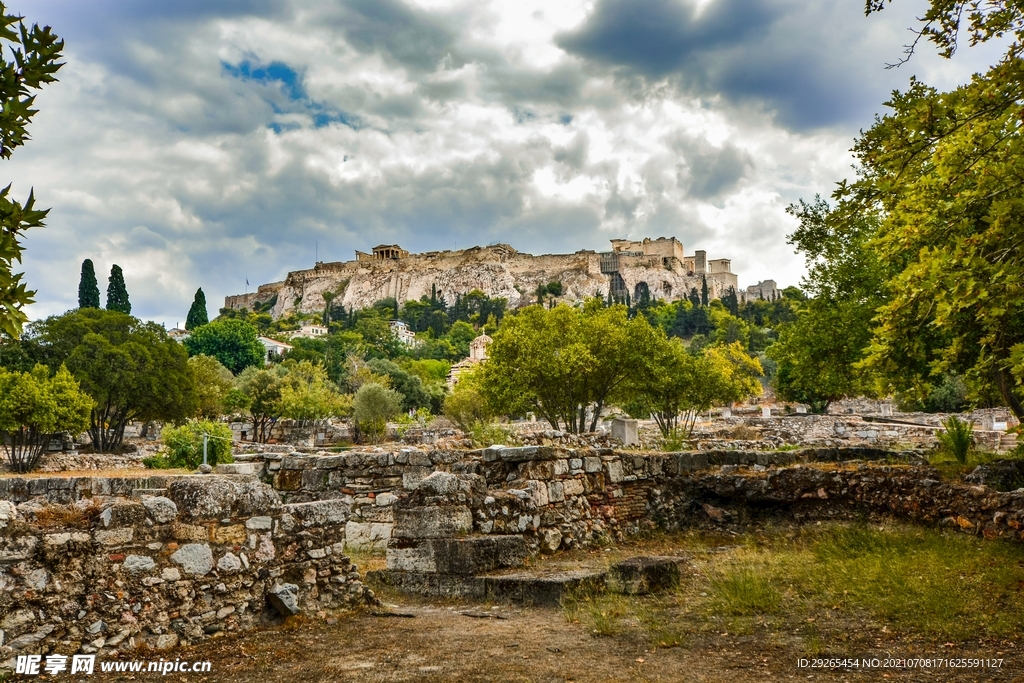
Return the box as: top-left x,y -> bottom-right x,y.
105,264 -> 131,314
0,364 -> 92,472
704,341 -> 764,406
77,259 -> 99,309
187,354 -> 234,419
161,419 -> 234,469
185,287 -> 208,330
368,358 -> 430,413
0,6 -> 63,337
443,367 -> 492,431
28,308 -> 196,452
277,360 -> 350,426
806,1 -> 1024,418
184,318 -> 265,375
479,304 -> 660,433
624,337 -> 731,439
235,365 -> 285,443
352,382 -> 401,444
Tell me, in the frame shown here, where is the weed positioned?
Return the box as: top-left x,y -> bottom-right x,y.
34,501 -> 103,529
936,415 -> 973,464
707,566 -> 782,616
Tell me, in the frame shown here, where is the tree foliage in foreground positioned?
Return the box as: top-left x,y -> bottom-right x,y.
0,5 -> 64,337
0,364 -> 91,472
479,303 -> 659,433
28,308 -> 196,451
184,318 -> 265,375
352,382 -> 401,444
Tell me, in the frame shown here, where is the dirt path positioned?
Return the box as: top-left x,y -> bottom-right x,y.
75,599 -> 1021,683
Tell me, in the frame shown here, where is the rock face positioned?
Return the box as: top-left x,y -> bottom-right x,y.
225,242 -> 743,319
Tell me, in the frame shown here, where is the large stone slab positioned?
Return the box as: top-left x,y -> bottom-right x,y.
386,535 -> 526,574
485,569 -> 607,606
392,506 -> 472,539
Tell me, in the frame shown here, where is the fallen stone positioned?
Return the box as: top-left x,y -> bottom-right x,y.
268,583 -> 301,617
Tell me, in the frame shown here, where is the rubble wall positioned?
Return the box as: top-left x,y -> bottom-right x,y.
0,476 -> 372,666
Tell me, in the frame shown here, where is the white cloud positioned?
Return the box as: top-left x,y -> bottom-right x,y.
4,0 -> 1005,324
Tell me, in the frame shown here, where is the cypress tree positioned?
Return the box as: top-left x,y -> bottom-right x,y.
700,275 -> 709,307
185,288 -> 209,330
105,264 -> 131,314
78,259 -> 100,309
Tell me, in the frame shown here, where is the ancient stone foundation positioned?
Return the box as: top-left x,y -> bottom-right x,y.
5,441 -> 1024,668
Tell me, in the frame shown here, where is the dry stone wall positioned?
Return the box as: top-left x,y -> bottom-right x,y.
0,476 -> 373,670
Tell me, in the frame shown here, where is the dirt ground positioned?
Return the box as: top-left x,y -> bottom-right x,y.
64,599 -> 1020,683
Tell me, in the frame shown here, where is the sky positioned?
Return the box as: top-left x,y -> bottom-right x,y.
6,0 -> 1006,326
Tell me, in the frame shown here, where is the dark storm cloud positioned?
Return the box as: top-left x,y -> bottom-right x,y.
674,136 -> 752,199
557,0 -> 917,129
323,0 -> 459,73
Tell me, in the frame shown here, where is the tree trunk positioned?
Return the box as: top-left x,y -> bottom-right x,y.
996,368 -> 1024,421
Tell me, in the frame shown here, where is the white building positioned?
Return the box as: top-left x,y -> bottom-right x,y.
258,336 -> 292,362
389,320 -> 420,347
290,324 -> 329,340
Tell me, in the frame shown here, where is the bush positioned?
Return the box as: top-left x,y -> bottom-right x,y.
142,454 -> 173,469
936,415 -> 974,464
352,383 -> 402,444
161,420 -> 234,469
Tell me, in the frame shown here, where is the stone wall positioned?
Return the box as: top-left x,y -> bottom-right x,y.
0,476 -> 372,668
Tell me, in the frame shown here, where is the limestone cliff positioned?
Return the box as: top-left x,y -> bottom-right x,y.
225,241 -> 747,320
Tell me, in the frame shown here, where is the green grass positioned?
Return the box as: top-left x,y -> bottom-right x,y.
707,566 -> 782,615
563,523 -> 1024,645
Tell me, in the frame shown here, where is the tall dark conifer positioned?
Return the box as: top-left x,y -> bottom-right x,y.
105,264 -> 131,314
78,259 -> 100,309
700,275 -> 709,307
185,288 -> 209,330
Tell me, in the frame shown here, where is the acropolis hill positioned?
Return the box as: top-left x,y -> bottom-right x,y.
224,237 -> 778,319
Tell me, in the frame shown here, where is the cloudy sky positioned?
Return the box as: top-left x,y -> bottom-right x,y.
7,0 -> 1004,325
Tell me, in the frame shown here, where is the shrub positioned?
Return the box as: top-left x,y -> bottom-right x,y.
161,420 -> 234,469
352,383 -> 402,444
936,415 -> 974,464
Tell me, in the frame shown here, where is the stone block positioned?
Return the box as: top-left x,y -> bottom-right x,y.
283,499 -> 349,527
344,521 -> 393,550
170,543 -> 214,576
268,581 -> 299,618
498,446 -> 556,462
609,556 -> 686,595
386,535 -> 526,574
547,480 -> 565,503
215,462 -> 263,476
141,496 -> 178,524
393,506 -> 472,538
583,457 -> 602,473
245,516 -> 273,530
122,555 -> 156,574
562,479 -> 585,497
95,528 -> 134,546
212,524 -> 247,545
606,461 -> 624,483
610,418 -> 638,446
484,569 -> 606,607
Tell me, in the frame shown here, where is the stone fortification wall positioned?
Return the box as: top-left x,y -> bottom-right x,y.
0,476 -> 372,667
